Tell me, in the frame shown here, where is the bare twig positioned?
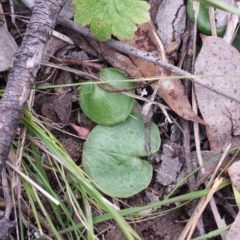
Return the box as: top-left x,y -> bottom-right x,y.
57,16 -> 240,104
209,6 -> 217,36
40,61 -> 171,120
178,144 -> 232,240
224,2 -> 240,43
186,177 -> 224,240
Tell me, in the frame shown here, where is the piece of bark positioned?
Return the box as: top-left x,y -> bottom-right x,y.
0,0 -> 67,171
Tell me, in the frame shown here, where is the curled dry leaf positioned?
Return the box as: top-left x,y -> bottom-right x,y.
124,21 -> 205,125
86,38 -> 143,78
195,36 -> 240,152
69,122 -> 90,138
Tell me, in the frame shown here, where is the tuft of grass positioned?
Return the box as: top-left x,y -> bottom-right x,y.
19,108 -> 141,239
8,105 -> 233,239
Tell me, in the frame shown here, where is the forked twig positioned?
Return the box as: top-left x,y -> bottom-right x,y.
57,16 -> 240,104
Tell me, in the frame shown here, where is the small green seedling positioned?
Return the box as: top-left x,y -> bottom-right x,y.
79,68 -> 134,125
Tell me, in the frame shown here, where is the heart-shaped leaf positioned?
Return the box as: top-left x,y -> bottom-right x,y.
82,113 -> 161,198
79,68 -> 134,125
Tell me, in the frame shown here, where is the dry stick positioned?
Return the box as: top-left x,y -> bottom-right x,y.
186,177 -> 224,240
0,0 -> 67,171
178,143 -> 232,240
191,5 -> 224,236
2,168 -> 13,218
57,16 -> 240,104
192,1 -> 204,174
181,20 -> 205,237
215,191 -> 237,219
41,61 -> 158,93
223,2 -> 240,43
209,198 -> 228,240
191,4 -> 207,237
181,21 -> 197,193
40,61 -> 172,122
209,6 -> 217,37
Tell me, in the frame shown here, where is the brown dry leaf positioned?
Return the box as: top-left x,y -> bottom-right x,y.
42,36 -> 67,62
36,71 -> 74,126
195,36 -> 240,152
226,211 -> 240,240
124,21 -> 205,125
69,122 -> 90,139
87,38 -> 143,78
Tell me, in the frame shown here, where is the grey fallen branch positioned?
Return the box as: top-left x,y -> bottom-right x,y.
57,16 -> 240,104
0,0 -> 67,172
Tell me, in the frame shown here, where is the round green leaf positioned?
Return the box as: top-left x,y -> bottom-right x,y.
79,68 -> 134,125
82,113 -> 161,198
187,0 -> 225,36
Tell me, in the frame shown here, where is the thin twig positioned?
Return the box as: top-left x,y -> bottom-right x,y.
57,16 -> 240,104
224,2 -> 240,43
2,168 -> 12,218
40,61 -> 171,121
209,6 -> 217,36
178,143 -> 232,240
186,177 -> 224,240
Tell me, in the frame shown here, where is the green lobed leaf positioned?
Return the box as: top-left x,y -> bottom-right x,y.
72,0 -> 150,41
82,113 -> 161,198
79,68 -> 134,125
